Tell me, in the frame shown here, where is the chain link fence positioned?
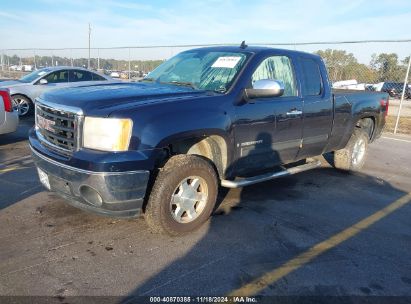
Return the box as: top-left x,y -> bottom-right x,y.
1,40 -> 410,134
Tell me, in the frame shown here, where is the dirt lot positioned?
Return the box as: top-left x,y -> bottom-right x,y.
385,116 -> 411,134
386,99 -> 411,134
0,117 -> 410,301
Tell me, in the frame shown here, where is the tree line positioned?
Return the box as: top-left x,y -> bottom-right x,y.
316,49 -> 410,83
1,54 -> 164,73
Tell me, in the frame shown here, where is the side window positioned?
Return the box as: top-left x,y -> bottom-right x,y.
301,58 -> 322,96
251,56 -> 297,97
43,70 -> 68,83
92,73 -> 107,81
69,70 -> 93,82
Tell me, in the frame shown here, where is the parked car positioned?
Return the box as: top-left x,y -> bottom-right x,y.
0,66 -> 119,117
30,46 -> 388,235
375,82 -> 410,99
109,71 -> 120,78
0,89 -> 19,135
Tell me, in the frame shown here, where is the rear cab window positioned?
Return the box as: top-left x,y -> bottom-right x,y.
300,58 -> 323,96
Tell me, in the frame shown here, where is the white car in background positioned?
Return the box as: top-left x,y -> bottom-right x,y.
109,71 -> 120,78
0,89 -> 19,135
0,66 -> 120,117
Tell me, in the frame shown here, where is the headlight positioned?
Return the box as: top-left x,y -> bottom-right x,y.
83,117 -> 133,152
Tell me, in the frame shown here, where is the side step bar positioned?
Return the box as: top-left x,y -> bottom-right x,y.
220,160 -> 322,188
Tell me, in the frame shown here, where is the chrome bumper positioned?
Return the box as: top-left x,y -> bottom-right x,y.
31,147 -> 150,218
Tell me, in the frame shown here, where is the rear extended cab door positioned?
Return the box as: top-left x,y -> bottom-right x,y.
295,56 -> 333,160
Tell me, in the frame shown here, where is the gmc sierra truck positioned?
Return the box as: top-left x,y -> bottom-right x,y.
29,45 -> 389,235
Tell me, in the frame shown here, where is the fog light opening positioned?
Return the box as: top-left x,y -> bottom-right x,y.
79,185 -> 103,207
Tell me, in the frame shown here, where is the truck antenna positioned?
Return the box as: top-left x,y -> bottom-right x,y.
240,40 -> 248,49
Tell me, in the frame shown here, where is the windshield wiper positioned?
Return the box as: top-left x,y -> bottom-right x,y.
161,81 -> 197,89
139,77 -> 156,83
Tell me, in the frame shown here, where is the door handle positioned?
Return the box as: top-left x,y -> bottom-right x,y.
286,109 -> 302,116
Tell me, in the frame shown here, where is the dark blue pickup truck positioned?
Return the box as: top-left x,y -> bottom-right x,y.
29,45 -> 389,235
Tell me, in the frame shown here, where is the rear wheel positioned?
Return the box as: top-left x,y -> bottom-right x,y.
145,154 -> 218,236
12,95 -> 33,117
333,128 -> 369,172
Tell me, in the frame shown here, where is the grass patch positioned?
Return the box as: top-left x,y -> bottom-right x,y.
385,116 -> 411,134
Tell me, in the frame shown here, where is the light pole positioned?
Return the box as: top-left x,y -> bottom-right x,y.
394,55 -> 411,134
88,23 -> 91,69
128,48 -> 131,80
33,50 -> 37,70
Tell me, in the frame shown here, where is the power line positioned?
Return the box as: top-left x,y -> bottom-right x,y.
2,39 -> 411,51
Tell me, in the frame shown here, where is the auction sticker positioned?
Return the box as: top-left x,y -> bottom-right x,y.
211,56 -> 241,68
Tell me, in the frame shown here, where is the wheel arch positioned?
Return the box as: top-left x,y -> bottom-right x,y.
355,116 -> 376,141
166,134 -> 230,179
11,93 -> 33,103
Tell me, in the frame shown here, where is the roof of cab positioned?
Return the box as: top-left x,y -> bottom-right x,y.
184,45 -> 322,60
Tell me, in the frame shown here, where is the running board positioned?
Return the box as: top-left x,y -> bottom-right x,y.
220,160 -> 322,188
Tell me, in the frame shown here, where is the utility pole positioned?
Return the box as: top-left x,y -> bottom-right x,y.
128,48 -> 131,80
88,23 -> 91,69
394,54 -> 411,134
33,50 -> 37,70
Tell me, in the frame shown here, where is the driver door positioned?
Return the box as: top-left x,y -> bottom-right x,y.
233,55 -> 303,175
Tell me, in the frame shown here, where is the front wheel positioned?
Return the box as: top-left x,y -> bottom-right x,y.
333,128 -> 369,172
12,95 -> 33,117
144,154 -> 218,236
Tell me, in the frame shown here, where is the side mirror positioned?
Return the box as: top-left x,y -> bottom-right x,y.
39,79 -> 48,85
245,79 -> 285,99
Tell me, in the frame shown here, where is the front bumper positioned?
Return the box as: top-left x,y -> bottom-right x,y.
31,147 -> 150,218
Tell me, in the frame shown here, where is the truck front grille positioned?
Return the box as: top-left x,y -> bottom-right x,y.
35,103 -> 78,154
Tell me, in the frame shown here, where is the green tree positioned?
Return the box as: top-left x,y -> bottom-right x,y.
316,49 -> 377,83
370,53 -> 405,82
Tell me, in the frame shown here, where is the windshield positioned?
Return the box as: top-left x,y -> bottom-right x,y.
145,50 -> 250,93
19,68 -> 52,83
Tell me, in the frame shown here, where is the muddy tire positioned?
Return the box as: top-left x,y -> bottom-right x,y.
333,128 -> 369,172
145,154 -> 218,236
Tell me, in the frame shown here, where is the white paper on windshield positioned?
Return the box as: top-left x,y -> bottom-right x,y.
211,56 -> 241,68
38,71 -> 47,76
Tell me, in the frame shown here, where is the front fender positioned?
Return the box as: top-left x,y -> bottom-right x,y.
111,96 -> 235,169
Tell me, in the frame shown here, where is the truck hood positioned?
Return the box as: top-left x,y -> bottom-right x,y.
38,82 -> 210,116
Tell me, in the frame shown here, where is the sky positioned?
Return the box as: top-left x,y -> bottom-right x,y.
0,0 -> 411,62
